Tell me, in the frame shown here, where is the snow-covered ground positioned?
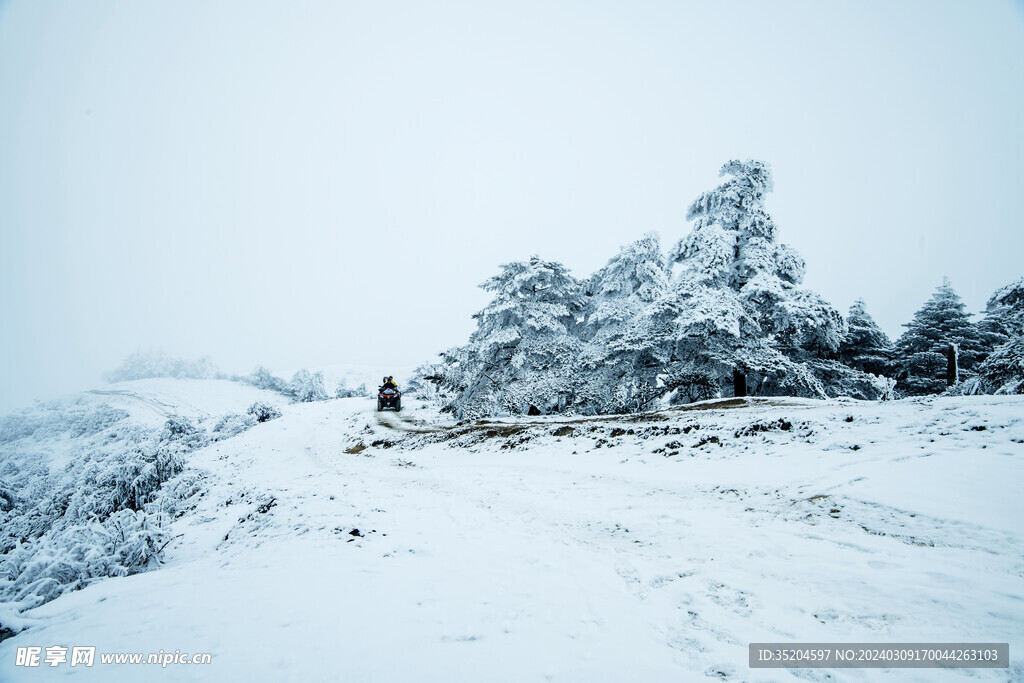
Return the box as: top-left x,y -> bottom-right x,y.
1,380 -> 1022,681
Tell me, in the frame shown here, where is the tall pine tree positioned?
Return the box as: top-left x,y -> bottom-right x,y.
665,160 -> 857,399
895,280 -> 985,395
578,234 -> 671,412
444,256 -> 584,418
840,299 -> 894,377
971,277 -> 1024,394
977,276 -> 1024,351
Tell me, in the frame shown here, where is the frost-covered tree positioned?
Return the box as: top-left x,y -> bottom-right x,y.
105,351 -> 217,383
406,362 -> 454,406
971,336 -> 1024,394
664,160 -> 876,399
428,160 -> 891,414
895,281 -> 986,395
244,366 -> 290,393
445,256 -> 584,418
958,277 -> 1024,395
977,277 -> 1024,351
840,299 -> 894,377
0,408 -> 217,609
578,234 -> 671,412
334,381 -> 367,399
287,370 -> 329,403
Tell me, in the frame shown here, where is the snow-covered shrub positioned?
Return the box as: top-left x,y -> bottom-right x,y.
104,350 -> 217,383
0,400 -> 129,445
802,359 -> 895,401
243,366 -> 290,393
287,370 -> 329,403
158,470 -> 207,513
246,401 -> 282,423
212,413 -> 258,440
0,510 -> 167,609
213,415 -> 246,434
408,361 -> 465,413
161,416 -> 207,451
664,362 -> 721,405
0,412 -> 212,610
334,381 -> 368,399
0,482 -> 17,513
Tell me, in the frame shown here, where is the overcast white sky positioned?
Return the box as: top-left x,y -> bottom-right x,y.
2,0 -> 1023,413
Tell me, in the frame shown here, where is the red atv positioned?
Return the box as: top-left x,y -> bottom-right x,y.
377,386 -> 401,412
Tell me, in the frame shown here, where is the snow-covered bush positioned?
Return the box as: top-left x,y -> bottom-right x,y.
104,350 -> 218,383
0,510 -> 167,609
801,359 -> 896,401
0,483 -> 17,513
0,400 -> 129,445
287,369 -> 329,403
663,362 -> 722,405
0,411 -> 213,610
243,366 -> 290,393
407,362 -> 461,410
247,401 -> 282,423
334,381 -> 368,399
212,413 -> 258,440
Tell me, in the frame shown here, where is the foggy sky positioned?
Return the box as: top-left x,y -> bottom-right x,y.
2,0 -> 1023,413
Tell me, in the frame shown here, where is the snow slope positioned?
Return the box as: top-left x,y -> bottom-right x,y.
1,382 -> 1022,681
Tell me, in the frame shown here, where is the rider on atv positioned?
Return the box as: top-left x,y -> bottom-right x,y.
378,376 -> 401,411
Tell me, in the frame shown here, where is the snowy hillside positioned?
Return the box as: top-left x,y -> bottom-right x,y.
1,380 -> 1022,681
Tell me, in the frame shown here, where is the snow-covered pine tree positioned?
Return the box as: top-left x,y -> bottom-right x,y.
840,299 -> 894,376
578,234 -> 670,413
966,277 -> 1024,394
973,335 -> 1024,394
894,281 -> 986,395
405,361 -> 449,405
665,160 -> 880,399
446,256 -> 584,418
977,277 -> 1024,350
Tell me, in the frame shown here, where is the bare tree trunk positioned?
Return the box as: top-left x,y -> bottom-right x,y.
733,369 -> 747,398
946,343 -> 959,387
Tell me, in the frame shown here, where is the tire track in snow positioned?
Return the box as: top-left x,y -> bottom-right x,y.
88,389 -> 180,417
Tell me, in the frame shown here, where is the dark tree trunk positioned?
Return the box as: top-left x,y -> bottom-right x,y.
946,343 -> 959,387
733,369 -> 747,398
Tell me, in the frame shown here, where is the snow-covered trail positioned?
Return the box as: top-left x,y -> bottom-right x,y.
86,389 -> 180,419
2,393 -> 1022,681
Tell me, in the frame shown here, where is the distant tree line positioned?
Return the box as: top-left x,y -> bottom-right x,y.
413,160 -> 1024,419
105,353 -> 343,404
